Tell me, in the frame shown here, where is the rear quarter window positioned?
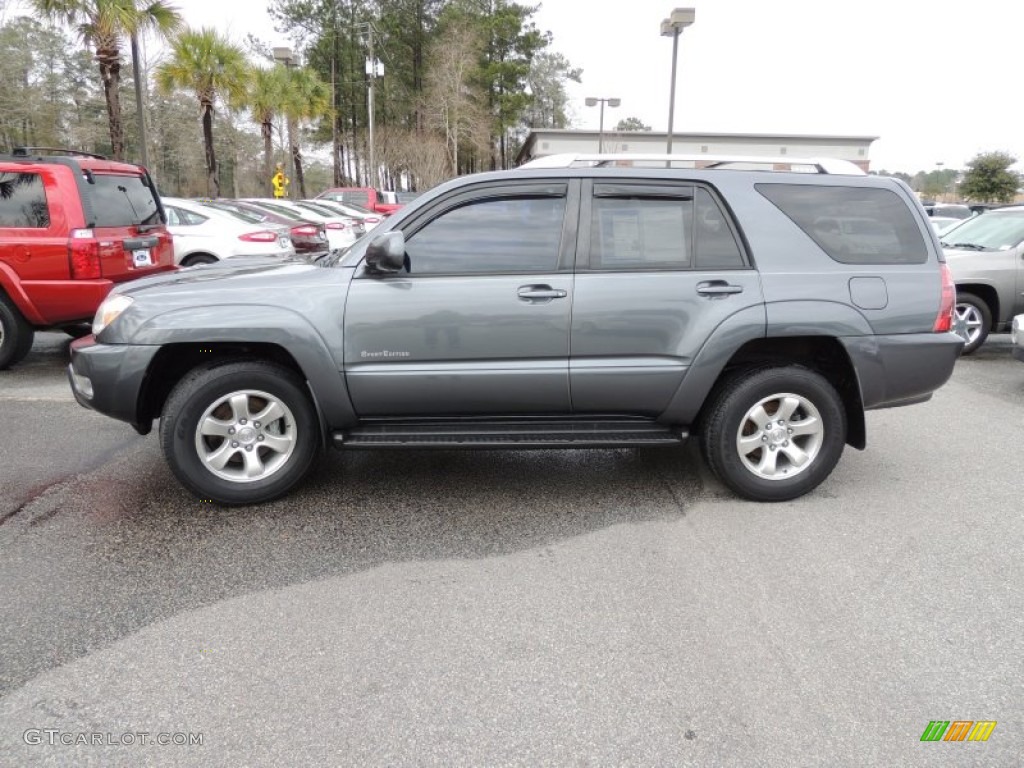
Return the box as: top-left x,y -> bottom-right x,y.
88,173 -> 162,228
756,183 -> 928,265
0,171 -> 50,228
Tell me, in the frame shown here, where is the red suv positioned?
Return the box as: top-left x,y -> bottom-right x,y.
0,148 -> 175,368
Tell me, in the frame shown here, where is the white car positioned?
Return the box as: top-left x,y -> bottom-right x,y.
301,198 -> 384,229
241,198 -> 361,251
161,197 -> 295,266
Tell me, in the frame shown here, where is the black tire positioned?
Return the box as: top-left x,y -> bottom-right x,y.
953,293 -> 991,355
159,360 -> 320,505
181,253 -> 218,267
0,294 -> 35,370
700,366 -> 847,502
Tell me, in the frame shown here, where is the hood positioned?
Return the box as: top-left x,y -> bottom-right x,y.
110,256 -> 318,298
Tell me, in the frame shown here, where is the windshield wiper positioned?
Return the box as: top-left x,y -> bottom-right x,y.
942,242 -> 987,251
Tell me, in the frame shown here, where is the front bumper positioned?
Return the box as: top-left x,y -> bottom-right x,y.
67,336 -> 160,431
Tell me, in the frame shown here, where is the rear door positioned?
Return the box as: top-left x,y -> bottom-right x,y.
85,170 -> 175,280
571,180 -> 764,415
0,165 -> 69,319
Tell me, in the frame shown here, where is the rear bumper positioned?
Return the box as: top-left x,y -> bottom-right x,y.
67,336 -> 160,430
842,332 -> 964,410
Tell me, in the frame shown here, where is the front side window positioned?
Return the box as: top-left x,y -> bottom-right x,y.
757,183 -> 928,265
404,195 -> 566,274
589,185 -> 692,270
0,172 -> 50,228
89,173 -> 161,227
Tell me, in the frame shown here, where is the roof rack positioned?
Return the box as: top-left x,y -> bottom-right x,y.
518,152 -> 866,176
11,146 -> 108,160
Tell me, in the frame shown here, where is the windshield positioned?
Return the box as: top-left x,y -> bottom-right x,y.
940,212 -> 1024,251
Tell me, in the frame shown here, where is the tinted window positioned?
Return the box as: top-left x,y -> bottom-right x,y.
590,186 -> 692,270
695,188 -> 745,269
757,184 -> 928,264
0,172 -> 50,228
405,195 -> 565,274
89,173 -> 161,227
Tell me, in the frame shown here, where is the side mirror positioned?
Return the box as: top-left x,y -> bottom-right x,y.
365,231 -> 406,273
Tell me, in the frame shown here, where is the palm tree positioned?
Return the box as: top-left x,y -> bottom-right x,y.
280,66 -> 330,199
245,65 -> 288,196
28,0 -> 182,161
156,27 -> 248,197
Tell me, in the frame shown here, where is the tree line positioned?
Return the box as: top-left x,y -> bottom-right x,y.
1,0 -> 580,198
876,151 -> 1021,203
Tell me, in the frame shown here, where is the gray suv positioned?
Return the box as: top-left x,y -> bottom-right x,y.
68,155 -> 963,505
939,207 -> 1024,354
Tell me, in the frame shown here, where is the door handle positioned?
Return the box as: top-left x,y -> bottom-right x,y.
518,285 -> 568,301
696,281 -> 744,296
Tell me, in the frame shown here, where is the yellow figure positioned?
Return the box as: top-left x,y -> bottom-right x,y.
272,163 -> 289,199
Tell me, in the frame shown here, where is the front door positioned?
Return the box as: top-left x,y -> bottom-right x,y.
344,180 -> 579,417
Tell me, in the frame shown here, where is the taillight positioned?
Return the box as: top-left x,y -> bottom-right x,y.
325,222 -> 347,230
291,225 -> 318,236
366,217 -> 381,224
934,263 -> 955,332
239,231 -> 278,243
69,229 -> 101,279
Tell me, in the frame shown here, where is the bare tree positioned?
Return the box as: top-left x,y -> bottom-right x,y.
421,21 -> 489,176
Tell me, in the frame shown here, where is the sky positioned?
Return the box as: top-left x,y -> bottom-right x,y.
7,0 -> 1020,174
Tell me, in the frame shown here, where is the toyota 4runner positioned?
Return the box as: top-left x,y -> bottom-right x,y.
0,147 -> 175,369
68,154 -> 963,505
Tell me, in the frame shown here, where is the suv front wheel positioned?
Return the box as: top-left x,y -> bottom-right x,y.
159,361 -> 320,505
701,366 -> 847,502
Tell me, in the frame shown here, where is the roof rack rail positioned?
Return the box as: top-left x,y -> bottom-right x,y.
11,146 -> 108,160
518,152 -> 866,176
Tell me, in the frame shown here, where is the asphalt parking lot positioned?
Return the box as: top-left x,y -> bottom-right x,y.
1,333 -> 1022,767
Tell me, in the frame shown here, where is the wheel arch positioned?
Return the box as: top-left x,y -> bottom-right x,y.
954,283 -> 999,322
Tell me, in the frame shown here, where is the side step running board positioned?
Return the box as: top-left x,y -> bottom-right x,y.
332,418 -> 687,450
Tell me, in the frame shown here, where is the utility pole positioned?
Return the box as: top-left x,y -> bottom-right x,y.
130,32 -> 148,169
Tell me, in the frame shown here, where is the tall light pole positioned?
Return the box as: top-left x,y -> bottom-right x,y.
585,96 -> 621,153
661,8 -> 695,155
356,22 -> 383,189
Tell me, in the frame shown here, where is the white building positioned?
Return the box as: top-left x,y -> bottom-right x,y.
516,129 -> 879,172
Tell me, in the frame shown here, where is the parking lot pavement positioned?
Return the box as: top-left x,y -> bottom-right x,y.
0,336 -> 1021,766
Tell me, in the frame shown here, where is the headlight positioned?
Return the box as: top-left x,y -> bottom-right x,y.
92,294 -> 134,336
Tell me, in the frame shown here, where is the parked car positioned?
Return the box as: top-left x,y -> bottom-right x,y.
1012,314 -> 1023,363
240,198 -> 360,251
160,197 -> 294,266
315,187 -> 403,215
929,215 -> 961,235
289,200 -> 368,237
196,199 -> 329,260
940,207 -> 1024,353
68,152 -> 962,506
0,147 -> 175,369
302,198 -> 384,229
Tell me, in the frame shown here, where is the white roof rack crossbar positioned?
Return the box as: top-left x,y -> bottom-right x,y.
519,152 -> 866,176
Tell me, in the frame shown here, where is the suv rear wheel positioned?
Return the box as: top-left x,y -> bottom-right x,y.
0,294 -> 35,370
701,366 -> 847,502
159,361 -> 319,505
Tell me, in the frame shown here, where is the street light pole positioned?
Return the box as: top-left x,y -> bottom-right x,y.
585,96 -> 621,154
661,8 -> 695,155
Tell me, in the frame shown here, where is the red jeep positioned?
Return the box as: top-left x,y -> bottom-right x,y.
0,148 -> 175,368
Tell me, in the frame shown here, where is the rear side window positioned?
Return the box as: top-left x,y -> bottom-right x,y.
0,171 -> 50,228
756,184 -> 928,264
590,184 -> 693,270
88,173 -> 161,227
